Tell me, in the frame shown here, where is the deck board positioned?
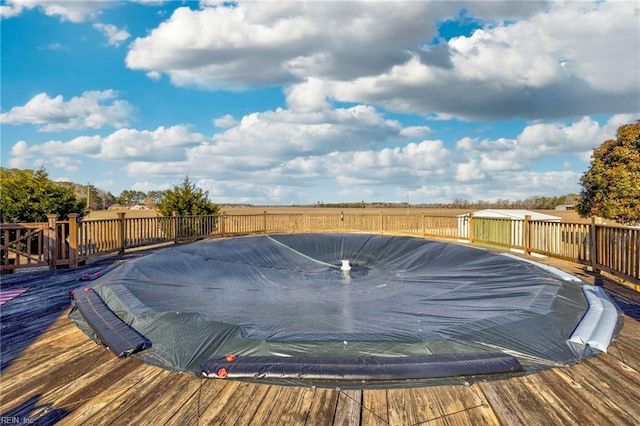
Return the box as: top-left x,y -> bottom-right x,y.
304,387 -> 340,425
542,368 -> 633,426
79,366 -> 173,425
386,388 -> 416,425
411,385 -> 499,426
361,389 -> 388,425
159,378 -> 229,426
332,390 -> 362,426
1,249 -> 640,425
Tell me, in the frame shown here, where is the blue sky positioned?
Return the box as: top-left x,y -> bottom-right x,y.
1,1 -> 639,205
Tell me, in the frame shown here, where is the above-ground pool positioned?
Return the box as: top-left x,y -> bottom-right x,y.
70,233 -> 622,387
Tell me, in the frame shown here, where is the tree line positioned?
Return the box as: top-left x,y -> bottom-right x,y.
308,196 -> 578,210
1,120 -> 638,225
0,173 -> 218,223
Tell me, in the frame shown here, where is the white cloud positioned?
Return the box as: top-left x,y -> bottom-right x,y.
262,139 -> 451,190
11,136 -> 102,159
146,71 -> 162,80
0,90 -> 136,131
132,0 -> 165,5
44,43 -> 70,51
8,125 -> 206,169
0,0 -> 110,22
131,181 -> 172,192
94,23 -> 130,47
124,1 -> 639,120
456,160 -> 485,182
399,126 -> 432,138
7,79 -> 634,206
178,104 -> 401,173
125,2 -> 445,88
108,110 -> 636,205
7,156 -> 27,169
516,114 -> 637,160
96,126 -> 205,161
93,179 -> 115,190
0,3 -> 23,19
450,114 -> 640,183
447,1 -> 639,94
8,143 -> 80,171
285,78 -> 331,112
50,156 -> 81,172
213,114 -> 237,128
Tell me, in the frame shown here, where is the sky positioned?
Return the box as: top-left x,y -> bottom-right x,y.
1,0 -> 639,206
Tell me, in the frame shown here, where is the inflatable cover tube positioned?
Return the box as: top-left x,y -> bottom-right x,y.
202,352 -> 523,380
500,253 -> 582,282
569,286 -> 618,352
73,288 -> 152,357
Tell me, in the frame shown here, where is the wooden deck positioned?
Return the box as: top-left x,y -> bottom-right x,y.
1,247 -> 639,425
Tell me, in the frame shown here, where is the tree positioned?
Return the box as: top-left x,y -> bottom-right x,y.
576,120 -> 640,225
83,184 -> 103,211
0,168 -> 84,223
145,190 -> 165,208
158,176 -> 219,217
103,192 -> 117,209
116,189 -> 147,207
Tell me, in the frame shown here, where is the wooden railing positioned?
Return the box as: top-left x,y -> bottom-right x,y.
2,211 -> 638,286
594,224 -> 640,283
0,222 -> 49,271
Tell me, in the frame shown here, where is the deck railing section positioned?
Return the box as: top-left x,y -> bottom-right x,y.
0,222 -> 49,271
175,214 -> 218,242
422,215 -> 460,239
80,217 -> 122,257
471,217 -> 521,249
528,220 -> 591,263
222,213 -> 267,236
264,213 -> 305,234
2,212 -> 638,285
125,215 -> 172,248
595,225 -> 640,283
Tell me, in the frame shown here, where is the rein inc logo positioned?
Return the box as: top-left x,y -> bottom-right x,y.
0,418 -> 34,424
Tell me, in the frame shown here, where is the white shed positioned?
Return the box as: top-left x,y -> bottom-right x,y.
472,209 -> 561,221
458,209 -> 561,248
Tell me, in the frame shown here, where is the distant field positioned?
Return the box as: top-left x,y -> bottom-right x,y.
84,209 -> 159,220
221,206 -> 589,223
220,206 -> 471,216
84,206 -> 589,223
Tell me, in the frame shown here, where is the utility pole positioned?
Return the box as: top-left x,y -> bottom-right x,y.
87,183 -> 90,211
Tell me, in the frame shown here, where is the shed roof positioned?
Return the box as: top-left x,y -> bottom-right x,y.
471,209 -> 561,221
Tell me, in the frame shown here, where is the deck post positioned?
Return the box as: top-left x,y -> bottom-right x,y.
172,211 -> 178,243
221,212 -> 226,237
524,215 -> 532,255
468,215 -> 475,244
68,213 -> 79,268
263,211 -> 267,234
46,214 -> 58,270
116,212 -> 126,255
590,216 -> 601,274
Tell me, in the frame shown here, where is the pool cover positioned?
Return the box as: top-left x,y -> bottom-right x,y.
69,233 -> 622,387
